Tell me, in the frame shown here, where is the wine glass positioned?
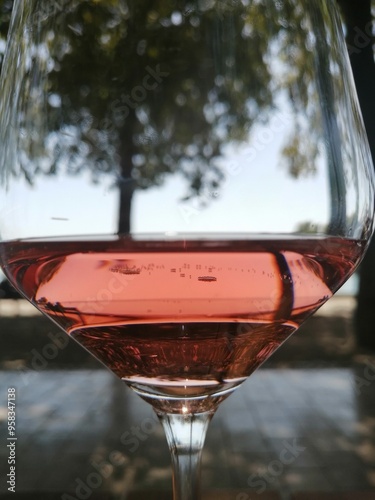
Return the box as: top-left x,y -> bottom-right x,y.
0,0 -> 374,498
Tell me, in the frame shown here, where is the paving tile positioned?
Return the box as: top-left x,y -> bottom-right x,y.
291,493 -> 375,500
0,496 -> 114,500
279,466 -> 334,493
326,463 -> 372,491
0,494 -> 169,500
126,491 -> 281,499
1,368 -> 375,497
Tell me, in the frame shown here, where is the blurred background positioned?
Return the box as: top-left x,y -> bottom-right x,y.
1,1 -> 375,499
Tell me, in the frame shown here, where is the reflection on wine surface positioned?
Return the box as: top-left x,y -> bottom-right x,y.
0,236 -> 364,412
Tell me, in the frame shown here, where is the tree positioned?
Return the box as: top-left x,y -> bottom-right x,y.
0,0 -> 329,234
1,0 -> 277,232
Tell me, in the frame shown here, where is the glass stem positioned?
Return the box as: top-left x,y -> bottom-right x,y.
157,410 -> 214,500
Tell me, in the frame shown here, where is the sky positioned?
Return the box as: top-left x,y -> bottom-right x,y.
0,109 -> 332,241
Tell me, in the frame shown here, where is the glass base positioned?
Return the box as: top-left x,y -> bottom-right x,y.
124,378 -> 243,413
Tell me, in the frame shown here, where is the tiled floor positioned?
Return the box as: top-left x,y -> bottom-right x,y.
0,365 -> 375,499
1,295 -> 375,499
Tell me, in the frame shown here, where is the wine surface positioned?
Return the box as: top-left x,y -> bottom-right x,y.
0,236 -> 363,411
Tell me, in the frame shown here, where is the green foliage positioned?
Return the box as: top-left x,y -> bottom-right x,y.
0,0 -> 348,222
37,0 -> 275,193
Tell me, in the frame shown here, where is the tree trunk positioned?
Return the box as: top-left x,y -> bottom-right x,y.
338,0 -> 375,350
117,118 -> 136,235
118,173 -> 135,235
